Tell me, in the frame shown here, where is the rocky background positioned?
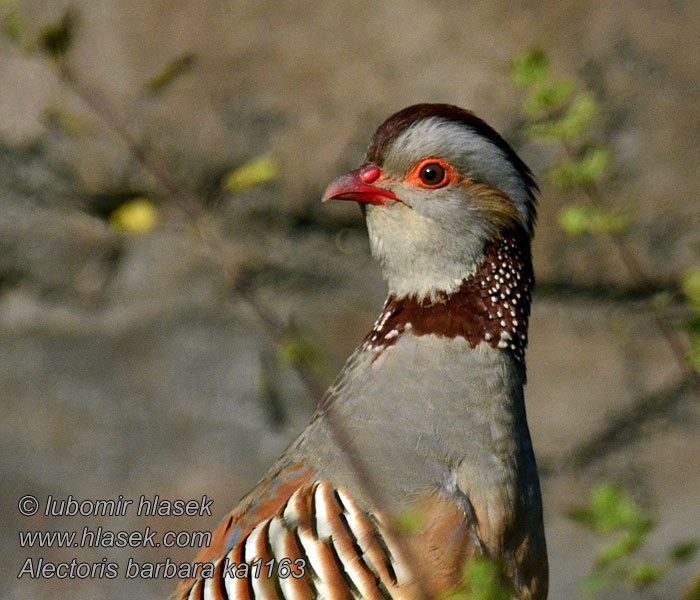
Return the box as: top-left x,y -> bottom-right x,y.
1,1 -> 699,599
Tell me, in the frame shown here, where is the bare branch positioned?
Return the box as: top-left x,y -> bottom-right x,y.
58,58 -> 436,600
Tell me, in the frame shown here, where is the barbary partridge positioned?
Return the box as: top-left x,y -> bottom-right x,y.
172,104 -> 547,600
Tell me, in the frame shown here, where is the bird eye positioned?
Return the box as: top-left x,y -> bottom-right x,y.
418,163 -> 447,187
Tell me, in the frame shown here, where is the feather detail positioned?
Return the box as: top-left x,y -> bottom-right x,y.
175,481 -> 421,600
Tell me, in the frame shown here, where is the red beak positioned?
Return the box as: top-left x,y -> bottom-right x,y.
321,167 -> 398,206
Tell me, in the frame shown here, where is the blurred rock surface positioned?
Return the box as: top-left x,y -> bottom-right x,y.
1,1 -> 699,598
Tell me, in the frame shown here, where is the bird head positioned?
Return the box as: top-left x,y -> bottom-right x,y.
322,104 -> 537,303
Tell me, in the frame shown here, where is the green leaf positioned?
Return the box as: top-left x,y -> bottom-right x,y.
223,155 -> 279,194
592,484 -> 648,532
685,300 -> 700,374
578,571 -> 613,597
670,539 -> 700,562
523,80 -> 576,116
568,484 -> 649,534
682,268 -> 700,309
462,557 -> 511,600
391,506 -> 425,534
275,328 -> 335,385
145,53 -> 196,94
442,557 -> 512,600
559,92 -> 599,138
596,530 -> 647,567
2,12 -> 27,42
558,204 -> 629,237
690,329 -> 700,374
547,146 -> 611,188
38,9 -> 75,58
277,336 -> 321,369
628,561 -> 664,588
524,92 -> 599,141
510,48 -> 549,89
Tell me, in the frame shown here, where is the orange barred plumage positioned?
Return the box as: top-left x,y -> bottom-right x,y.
177,481 -> 414,600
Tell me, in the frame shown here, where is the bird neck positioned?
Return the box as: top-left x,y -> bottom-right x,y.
362,229 -> 534,364
299,229 -> 537,517
302,324 -> 536,523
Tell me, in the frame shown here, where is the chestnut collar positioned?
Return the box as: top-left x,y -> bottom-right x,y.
362,229 -> 533,364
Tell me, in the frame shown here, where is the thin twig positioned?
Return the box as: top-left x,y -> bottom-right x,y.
585,180 -> 700,397
558,138 -> 700,397
58,63 -> 201,218
559,380 -> 691,473
237,284 -> 435,599
60,61 -> 435,599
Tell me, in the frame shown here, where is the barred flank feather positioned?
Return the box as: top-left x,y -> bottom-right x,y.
182,482 -> 413,600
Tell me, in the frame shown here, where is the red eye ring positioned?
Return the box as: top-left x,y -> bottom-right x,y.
408,158 -> 456,189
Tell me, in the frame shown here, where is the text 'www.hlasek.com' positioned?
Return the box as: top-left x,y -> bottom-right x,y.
17,494 -> 306,581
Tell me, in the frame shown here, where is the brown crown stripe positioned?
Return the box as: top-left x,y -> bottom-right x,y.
361,230 -> 534,363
